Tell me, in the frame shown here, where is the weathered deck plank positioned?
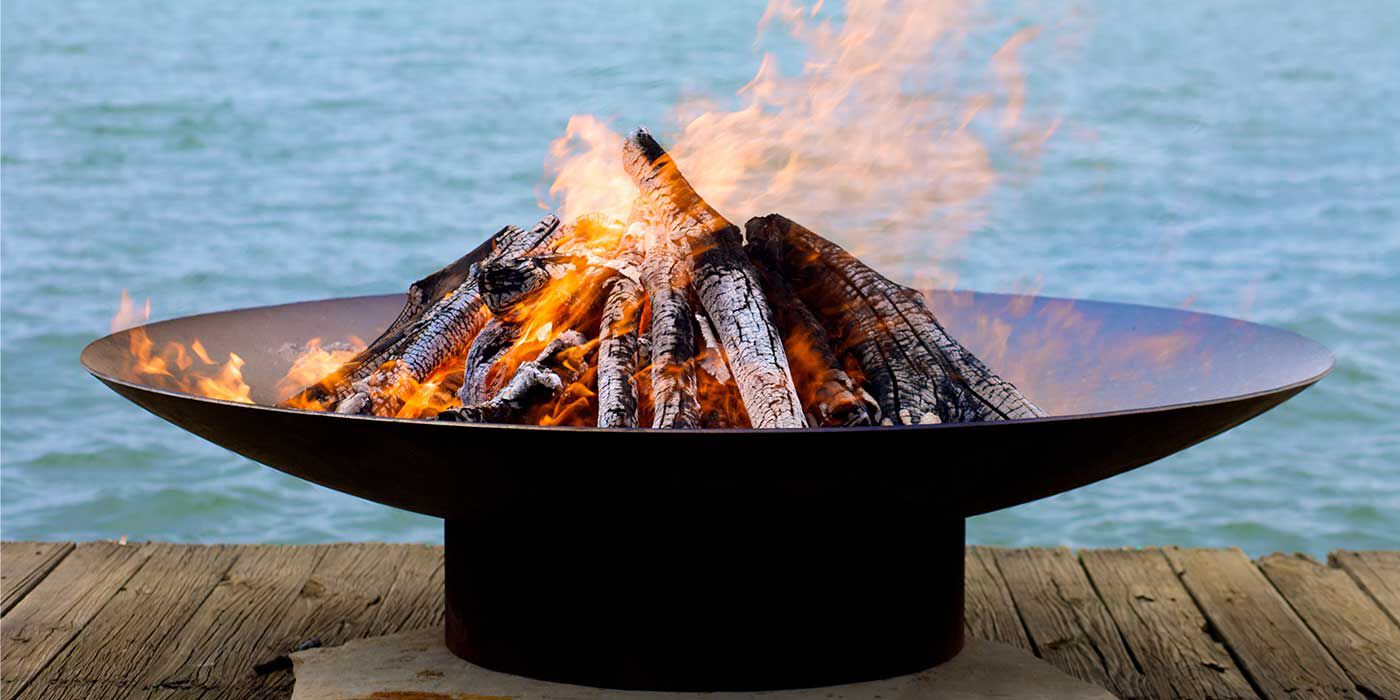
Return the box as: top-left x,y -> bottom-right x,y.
1,542 -> 152,698
363,543 -> 445,637
222,543 -> 413,700
140,544 -> 326,697
1259,553 -> 1400,700
1330,550 -> 1400,629
27,543 -> 241,700
1165,547 -> 1361,700
994,547 -> 1149,698
1080,548 -> 1256,699
0,542 -> 74,615
6,542 -> 1399,700
964,546 -> 1032,650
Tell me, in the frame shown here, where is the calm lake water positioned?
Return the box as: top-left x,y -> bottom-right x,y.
3,1 -> 1396,554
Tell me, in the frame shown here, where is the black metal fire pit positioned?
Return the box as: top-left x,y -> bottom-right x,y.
81,290 -> 1331,691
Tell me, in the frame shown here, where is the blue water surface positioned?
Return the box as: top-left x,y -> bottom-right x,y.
3,1 -> 1396,553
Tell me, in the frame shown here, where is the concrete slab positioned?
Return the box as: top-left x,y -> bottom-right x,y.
291,627 -> 1116,700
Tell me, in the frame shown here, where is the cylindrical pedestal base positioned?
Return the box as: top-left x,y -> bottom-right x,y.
444,495 -> 964,691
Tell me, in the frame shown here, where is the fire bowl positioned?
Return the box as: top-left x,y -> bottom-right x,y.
82,290 -> 1331,691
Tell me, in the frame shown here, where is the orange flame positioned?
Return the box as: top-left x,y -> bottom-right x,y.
110,290 -> 253,404
545,0 -> 1053,272
275,337 -> 364,405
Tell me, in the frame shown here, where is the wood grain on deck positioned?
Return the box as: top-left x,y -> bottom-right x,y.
3,542 -> 1397,700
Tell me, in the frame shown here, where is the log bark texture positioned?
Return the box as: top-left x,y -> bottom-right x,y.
458,319 -> 519,406
444,330 -> 587,424
747,233 -> 877,427
622,128 -> 805,429
638,218 -> 700,429
337,216 -> 562,416
745,214 -> 1045,424
694,310 -> 749,428
595,226 -> 646,428
280,223 -> 522,409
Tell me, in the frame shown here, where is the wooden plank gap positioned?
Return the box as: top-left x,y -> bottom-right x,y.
1260,553 -> 1400,700
993,547 -> 1150,698
1329,551 -> 1400,631
1,542 -> 76,616
1164,547 -> 1362,700
1,542 -> 153,699
1080,547 -> 1256,699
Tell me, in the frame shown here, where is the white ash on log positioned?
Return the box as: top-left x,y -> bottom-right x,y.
442,330 -> 588,424
638,215 -> 701,429
458,319 -> 518,406
746,231 -> 879,427
623,128 -> 806,429
694,310 -> 750,428
595,225 -> 646,428
456,218 -> 628,425
285,216 -> 562,416
348,217 -> 562,417
745,214 -> 1045,424
282,223 -> 519,410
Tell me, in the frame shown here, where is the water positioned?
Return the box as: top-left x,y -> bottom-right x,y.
3,1 -> 1396,554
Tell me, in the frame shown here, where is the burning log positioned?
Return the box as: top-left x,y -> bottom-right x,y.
623,128 -> 806,429
459,319 -> 518,406
281,224 -> 521,410
457,217 -> 630,424
443,331 -> 588,424
694,310 -> 750,428
310,216 -> 563,417
479,254 -> 584,315
595,225 -> 646,428
745,214 -> 1045,423
746,231 -> 879,427
639,217 -> 701,429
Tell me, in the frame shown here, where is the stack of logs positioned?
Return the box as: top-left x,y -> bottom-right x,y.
282,129 -> 1044,428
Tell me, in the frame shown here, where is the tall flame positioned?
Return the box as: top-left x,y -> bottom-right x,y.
546,0 -> 1052,272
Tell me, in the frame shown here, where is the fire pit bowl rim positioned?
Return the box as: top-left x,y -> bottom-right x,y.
80,289 -> 1332,519
80,289 -> 1335,435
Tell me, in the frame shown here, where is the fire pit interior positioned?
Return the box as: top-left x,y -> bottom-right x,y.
81,129 -> 1331,690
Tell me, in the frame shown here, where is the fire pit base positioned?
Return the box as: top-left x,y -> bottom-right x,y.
443,498 -> 966,691
291,627 -> 1114,700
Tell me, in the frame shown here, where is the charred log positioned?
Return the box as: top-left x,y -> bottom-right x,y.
622,128 -> 805,429
323,216 -> 564,417
596,225 -> 646,428
695,311 -> 749,428
458,319 -> 519,406
745,214 -> 1045,423
443,330 -> 588,424
746,232 -> 878,427
639,218 -> 701,429
280,223 -> 524,409
479,254 -> 585,315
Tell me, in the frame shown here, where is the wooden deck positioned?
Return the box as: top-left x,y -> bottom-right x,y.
2,543 -> 1397,700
